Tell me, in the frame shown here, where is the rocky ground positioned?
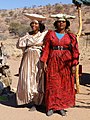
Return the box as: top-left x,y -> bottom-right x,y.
0,50 -> 90,120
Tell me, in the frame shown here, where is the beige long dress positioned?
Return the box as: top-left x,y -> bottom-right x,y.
16,31 -> 47,105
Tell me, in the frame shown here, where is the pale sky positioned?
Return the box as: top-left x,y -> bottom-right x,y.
0,0 -> 72,10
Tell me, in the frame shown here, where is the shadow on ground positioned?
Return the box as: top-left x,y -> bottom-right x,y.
0,92 -> 17,107
0,92 -> 46,113
75,105 -> 90,109
80,73 -> 90,87
75,73 -> 90,109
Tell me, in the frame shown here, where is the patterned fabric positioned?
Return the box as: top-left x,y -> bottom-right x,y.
16,31 -> 48,105
40,30 -> 79,111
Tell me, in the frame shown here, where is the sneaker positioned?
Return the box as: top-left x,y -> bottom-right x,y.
46,109 -> 54,116
59,110 -> 66,116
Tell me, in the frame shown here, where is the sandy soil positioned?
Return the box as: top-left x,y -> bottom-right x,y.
0,56 -> 90,120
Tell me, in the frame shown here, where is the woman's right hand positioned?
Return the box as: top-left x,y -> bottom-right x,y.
72,66 -> 76,74
44,62 -> 47,72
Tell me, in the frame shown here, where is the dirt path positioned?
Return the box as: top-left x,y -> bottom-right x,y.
0,57 -> 90,120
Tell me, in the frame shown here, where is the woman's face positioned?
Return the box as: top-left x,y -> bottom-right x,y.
56,21 -> 66,31
30,22 -> 39,32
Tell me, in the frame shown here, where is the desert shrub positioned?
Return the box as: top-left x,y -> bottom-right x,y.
0,35 -> 7,40
16,25 -> 31,37
8,22 -> 31,37
5,18 -> 11,24
84,19 -> 90,24
0,22 -> 8,33
1,13 -> 7,17
54,4 -> 63,13
9,11 -> 14,17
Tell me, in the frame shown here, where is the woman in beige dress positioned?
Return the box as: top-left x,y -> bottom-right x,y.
16,14 -> 48,107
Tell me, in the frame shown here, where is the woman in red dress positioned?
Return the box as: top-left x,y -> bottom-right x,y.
40,14 -> 79,116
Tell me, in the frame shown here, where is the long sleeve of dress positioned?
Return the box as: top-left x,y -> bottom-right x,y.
16,33 -> 28,49
40,31 -> 51,63
69,33 -> 79,66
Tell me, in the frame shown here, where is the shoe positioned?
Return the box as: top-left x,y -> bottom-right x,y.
46,109 -> 54,116
59,110 -> 66,116
29,106 -> 36,111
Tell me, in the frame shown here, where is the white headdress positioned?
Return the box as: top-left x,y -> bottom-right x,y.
24,13 -> 46,22
50,14 -> 76,21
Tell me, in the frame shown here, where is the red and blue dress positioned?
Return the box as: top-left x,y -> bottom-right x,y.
40,30 -> 79,112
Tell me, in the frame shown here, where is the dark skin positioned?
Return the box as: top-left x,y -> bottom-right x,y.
56,21 -> 66,34
30,22 -> 39,35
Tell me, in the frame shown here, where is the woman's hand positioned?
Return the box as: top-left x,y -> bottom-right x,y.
44,62 -> 47,72
72,66 -> 76,74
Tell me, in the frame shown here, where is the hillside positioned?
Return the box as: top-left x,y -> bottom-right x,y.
0,4 -> 90,63
0,4 -> 90,36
